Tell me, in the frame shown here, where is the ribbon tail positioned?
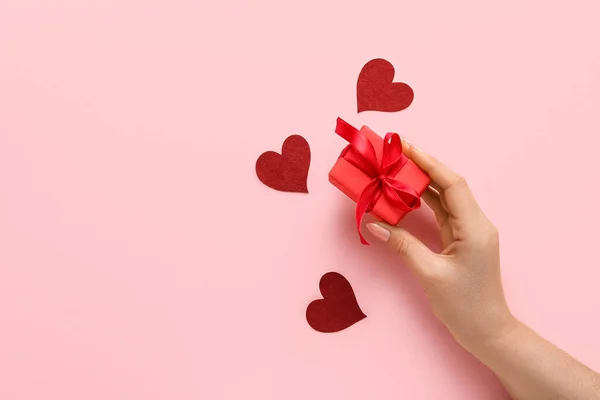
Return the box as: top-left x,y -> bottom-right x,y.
335,118 -> 380,176
355,180 -> 381,245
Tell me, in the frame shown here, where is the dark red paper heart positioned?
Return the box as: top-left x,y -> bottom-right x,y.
306,272 -> 366,333
256,135 -> 310,193
357,58 -> 414,113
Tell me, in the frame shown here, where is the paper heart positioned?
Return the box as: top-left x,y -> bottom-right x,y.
357,58 -> 414,113
306,272 -> 366,333
256,135 -> 310,193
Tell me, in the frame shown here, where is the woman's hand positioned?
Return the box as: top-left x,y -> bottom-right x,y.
366,140 -> 517,348
366,140 -> 600,400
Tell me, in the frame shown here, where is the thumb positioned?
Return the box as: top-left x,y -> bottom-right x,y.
366,222 -> 437,277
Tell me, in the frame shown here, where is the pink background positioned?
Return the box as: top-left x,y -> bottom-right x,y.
1,1 -> 600,399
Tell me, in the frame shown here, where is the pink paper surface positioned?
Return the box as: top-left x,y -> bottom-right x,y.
1,1 -> 600,399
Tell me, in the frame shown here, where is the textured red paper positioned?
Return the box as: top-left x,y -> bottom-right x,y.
357,58 -> 414,113
306,272 -> 366,333
256,135 -> 310,193
329,125 -> 430,225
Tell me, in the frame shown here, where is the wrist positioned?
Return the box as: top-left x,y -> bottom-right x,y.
452,308 -> 521,355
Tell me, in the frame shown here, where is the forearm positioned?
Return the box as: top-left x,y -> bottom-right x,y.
465,320 -> 600,400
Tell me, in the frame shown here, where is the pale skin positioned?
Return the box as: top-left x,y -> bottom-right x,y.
365,140 -> 600,400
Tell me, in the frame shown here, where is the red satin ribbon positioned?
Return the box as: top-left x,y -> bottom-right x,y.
335,117 -> 421,244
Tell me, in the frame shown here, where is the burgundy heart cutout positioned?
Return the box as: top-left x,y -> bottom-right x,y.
357,58 -> 414,113
306,272 -> 366,333
255,135 -> 310,193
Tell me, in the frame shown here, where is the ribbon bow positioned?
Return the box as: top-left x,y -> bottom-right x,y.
335,117 -> 421,244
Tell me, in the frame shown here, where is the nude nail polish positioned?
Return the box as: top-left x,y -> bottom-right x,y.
402,138 -> 422,152
366,223 -> 391,242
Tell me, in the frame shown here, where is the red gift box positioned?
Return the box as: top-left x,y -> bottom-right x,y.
329,118 -> 430,243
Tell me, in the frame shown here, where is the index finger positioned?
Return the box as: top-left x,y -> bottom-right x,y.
402,140 -> 481,218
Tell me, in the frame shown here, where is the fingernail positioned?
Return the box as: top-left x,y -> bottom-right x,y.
366,223 -> 391,242
401,137 -> 422,152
